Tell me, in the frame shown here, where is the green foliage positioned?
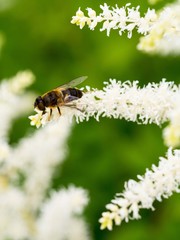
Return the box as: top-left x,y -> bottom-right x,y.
0,0 -> 179,239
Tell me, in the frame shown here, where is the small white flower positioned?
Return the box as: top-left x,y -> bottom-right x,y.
100,3 -> 112,19
71,8 -> 89,29
99,212 -> 114,230
87,8 -> 96,18
29,111 -> 43,128
129,202 -> 141,219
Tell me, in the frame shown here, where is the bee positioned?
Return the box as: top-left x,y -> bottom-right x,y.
34,76 -> 87,118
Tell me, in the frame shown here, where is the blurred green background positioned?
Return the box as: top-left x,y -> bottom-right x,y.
0,0 -> 180,239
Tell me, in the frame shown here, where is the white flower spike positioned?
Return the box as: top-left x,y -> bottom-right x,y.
99,149 -> 180,230
71,3 -> 157,38
72,1 -> 180,55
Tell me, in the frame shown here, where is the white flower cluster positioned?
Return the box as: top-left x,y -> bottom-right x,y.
5,117 -> 73,211
29,79 -> 180,148
76,80 -> 180,125
99,149 -> 180,230
0,73 -> 90,240
71,1 -> 180,55
163,106 -> 180,148
37,186 -> 90,240
0,70 -> 35,140
138,0 -> 180,55
71,3 -> 157,38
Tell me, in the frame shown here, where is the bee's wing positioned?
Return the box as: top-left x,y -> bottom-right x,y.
55,76 -> 88,90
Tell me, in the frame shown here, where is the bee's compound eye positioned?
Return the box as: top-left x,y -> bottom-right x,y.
34,96 -> 40,107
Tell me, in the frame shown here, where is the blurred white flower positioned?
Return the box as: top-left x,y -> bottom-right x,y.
9,70 -> 35,94
0,70 -> 35,139
163,106 -> 180,148
138,1 -> 180,55
0,187 -> 31,240
0,72 -> 90,240
4,117 -> 73,210
36,186 -> 90,240
99,148 -> 180,230
0,140 -> 10,162
148,0 -> 163,5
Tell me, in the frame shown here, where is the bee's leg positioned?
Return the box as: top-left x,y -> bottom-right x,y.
64,96 -> 83,112
65,104 -> 83,113
48,108 -> 52,121
57,107 -> 61,116
74,106 -> 83,112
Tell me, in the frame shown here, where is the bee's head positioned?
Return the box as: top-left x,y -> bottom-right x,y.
34,96 -> 46,112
